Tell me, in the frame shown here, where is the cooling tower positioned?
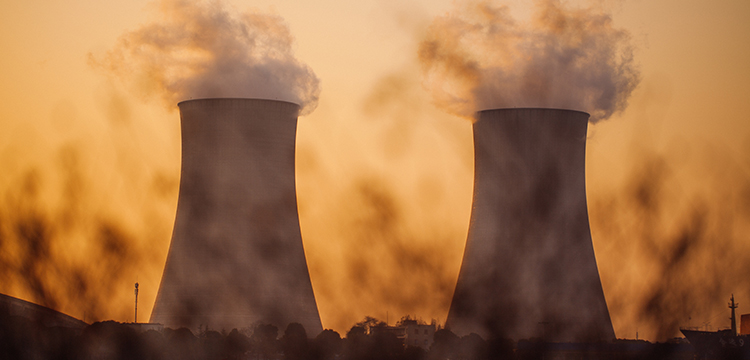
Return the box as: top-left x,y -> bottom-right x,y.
151,98 -> 322,334
446,108 -> 614,342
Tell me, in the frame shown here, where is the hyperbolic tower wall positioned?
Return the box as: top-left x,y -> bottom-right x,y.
446,108 -> 614,342
151,98 -> 322,334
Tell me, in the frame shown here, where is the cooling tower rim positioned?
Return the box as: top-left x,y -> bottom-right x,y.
476,107 -> 590,117
177,97 -> 300,108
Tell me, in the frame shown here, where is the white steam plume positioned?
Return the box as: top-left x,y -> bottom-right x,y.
419,0 -> 640,122
91,0 -> 320,115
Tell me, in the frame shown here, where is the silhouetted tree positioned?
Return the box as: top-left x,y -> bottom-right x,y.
139,330 -> 166,360
486,336 -> 515,360
346,325 -> 367,339
282,323 -> 310,360
202,330 -> 224,360
429,328 -> 459,360
343,325 -> 368,360
403,345 -> 427,360
343,320 -> 405,360
0,314 -> 76,360
251,323 -> 279,359
77,321 -> 143,360
224,328 -> 250,360
312,329 -> 343,360
458,333 -> 489,360
164,327 -> 200,360
370,330 -> 403,360
396,315 -> 423,326
355,316 -> 386,334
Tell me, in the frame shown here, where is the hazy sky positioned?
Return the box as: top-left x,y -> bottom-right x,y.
1,0 -> 749,341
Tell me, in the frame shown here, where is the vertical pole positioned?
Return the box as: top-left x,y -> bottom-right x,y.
135,282 -> 139,323
730,294 -> 738,337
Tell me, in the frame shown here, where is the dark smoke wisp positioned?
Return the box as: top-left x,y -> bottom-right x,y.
419,0 -> 640,122
90,0 -> 320,115
591,153 -> 750,340
0,159 -> 169,323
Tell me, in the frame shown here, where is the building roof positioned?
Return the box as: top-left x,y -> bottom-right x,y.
0,293 -> 87,329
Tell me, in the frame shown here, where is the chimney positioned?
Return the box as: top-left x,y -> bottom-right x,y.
151,98 -> 322,334
446,108 -> 614,342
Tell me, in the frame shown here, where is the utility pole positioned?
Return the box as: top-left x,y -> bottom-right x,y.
134,282 -> 139,323
730,294 -> 738,336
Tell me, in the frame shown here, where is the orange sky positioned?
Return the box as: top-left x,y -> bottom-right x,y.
1,0 -> 749,341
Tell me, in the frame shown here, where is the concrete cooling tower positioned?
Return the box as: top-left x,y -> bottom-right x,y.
151,98 -> 322,334
446,108 -> 614,342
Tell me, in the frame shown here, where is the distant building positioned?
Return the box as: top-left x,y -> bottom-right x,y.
401,319 -> 436,349
371,324 -> 406,339
370,318 -> 437,349
0,293 -> 87,330
124,322 -> 164,333
516,339 -> 694,360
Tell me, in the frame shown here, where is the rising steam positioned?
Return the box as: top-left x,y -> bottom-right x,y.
419,0 -> 640,122
90,0 -> 320,115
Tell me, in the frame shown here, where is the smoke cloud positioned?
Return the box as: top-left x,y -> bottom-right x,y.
296,70 -> 474,330
0,143 -> 177,323
301,175 -> 469,331
419,0 -> 640,121
90,0 -> 320,115
591,151 -> 750,340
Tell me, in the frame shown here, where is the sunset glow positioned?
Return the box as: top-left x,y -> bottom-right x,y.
1,0 -> 749,342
